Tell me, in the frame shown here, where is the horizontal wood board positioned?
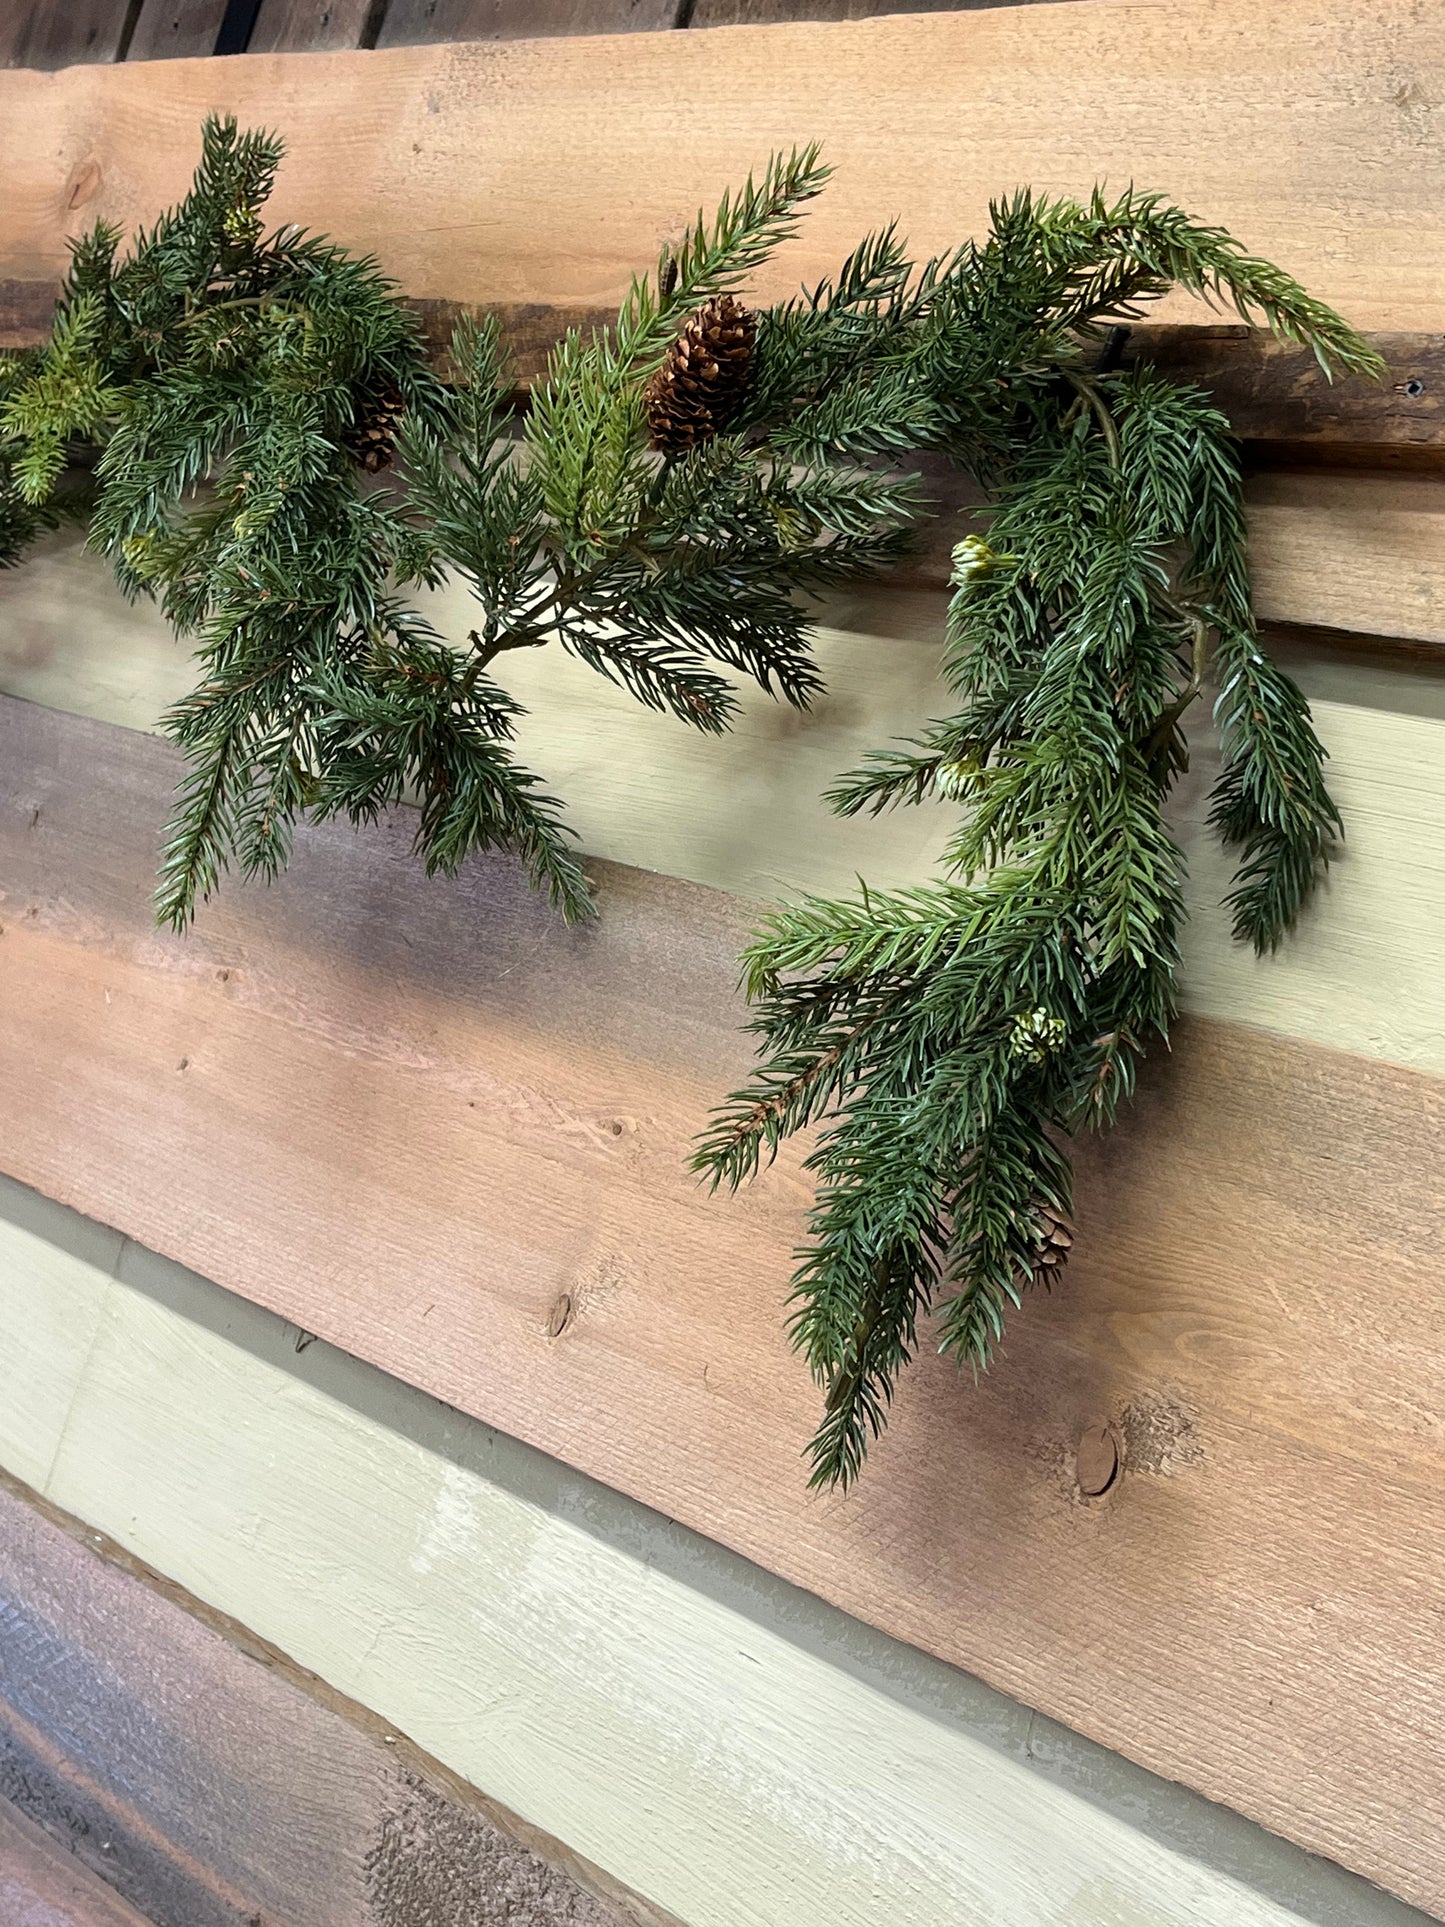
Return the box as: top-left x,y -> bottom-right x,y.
0,1798 -> 156,1927
4,529 -> 1445,1076
0,3 -> 1441,332
0,694 -> 1443,1910
10,1212 -> 1422,1927
0,1472 -> 675,1927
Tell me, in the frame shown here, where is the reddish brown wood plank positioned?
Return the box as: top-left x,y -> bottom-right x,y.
375,0 -> 680,42
125,0 -> 227,59
0,695 -> 1442,1911
0,1473 -> 674,1927
247,0 -> 378,49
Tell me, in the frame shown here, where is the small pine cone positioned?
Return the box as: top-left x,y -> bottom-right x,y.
644,294 -> 757,454
1024,1201 -> 1074,1289
342,376 -> 407,474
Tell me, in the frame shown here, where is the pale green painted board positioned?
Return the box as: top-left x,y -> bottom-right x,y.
0,1177 -> 1425,1927
2,532 -> 1444,1075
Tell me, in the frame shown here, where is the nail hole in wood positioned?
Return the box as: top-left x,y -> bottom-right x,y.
545,1292 -> 574,1339
609,1119 -> 625,1136
1405,378 -> 1426,397
1076,1422 -> 1121,1498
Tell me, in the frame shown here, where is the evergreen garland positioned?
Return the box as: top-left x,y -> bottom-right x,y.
3,122 -> 929,927
0,124 -> 1380,1493
695,191 -> 1380,1489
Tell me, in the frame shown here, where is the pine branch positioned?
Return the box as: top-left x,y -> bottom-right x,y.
698,189 -> 1370,1486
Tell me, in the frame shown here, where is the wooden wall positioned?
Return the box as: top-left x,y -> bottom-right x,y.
0,6 -> 1443,1919
0,0 -> 1078,68
1,1180 -> 1430,1927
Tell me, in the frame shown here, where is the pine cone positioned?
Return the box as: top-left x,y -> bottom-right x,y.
1024,1202 -> 1074,1289
644,294 -> 757,454
342,377 -> 406,474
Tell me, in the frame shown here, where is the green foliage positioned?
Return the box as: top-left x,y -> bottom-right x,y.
696,190 -> 1378,1489
2,124 -> 933,930
403,147 -> 935,775
0,354 -> 61,570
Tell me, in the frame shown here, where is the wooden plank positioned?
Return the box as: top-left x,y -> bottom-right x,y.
0,5 -> 1438,330
2,526 -> 1444,1086
1131,326 -> 1445,461
688,0 -> 1044,22
0,2 -> 138,68
0,271 -> 1431,458
375,0 -> 682,43
890,465 -> 1445,646
0,1800 -> 155,1927
0,695 -> 1443,1911
0,1475 -> 674,1927
1246,471 -> 1445,642
10,1268 -> 1419,1927
247,0 -> 378,50
125,0 -> 227,59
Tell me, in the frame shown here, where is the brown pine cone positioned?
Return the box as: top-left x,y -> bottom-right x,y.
342,376 -> 406,474
644,294 -> 757,454
1025,1201 -> 1074,1288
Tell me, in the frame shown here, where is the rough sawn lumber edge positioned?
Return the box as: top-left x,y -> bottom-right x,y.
0,693 -> 1442,1912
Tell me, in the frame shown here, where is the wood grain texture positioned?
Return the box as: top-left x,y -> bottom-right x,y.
689,0 -> 1058,22
0,1474 -> 674,1927
0,694 -> 1443,1909
0,2 -> 138,68
0,1230 -> 1425,1927
374,0 -> 680,42
247,0 -> 378,50
0,1799 -> 155,1927
125,0 -> 226,60
0,4 -> 1439,327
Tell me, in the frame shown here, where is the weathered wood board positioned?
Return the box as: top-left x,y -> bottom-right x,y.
0,1798 -> 155,1927
0,1473 -> 673,1927
0,693 -> 1443,1911
0,2 -> 1440,331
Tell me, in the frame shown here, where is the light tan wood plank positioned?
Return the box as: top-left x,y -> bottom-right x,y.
0,3 -> 1439,326
1,695 -> 1443,1910
1247,471 -> 1445,643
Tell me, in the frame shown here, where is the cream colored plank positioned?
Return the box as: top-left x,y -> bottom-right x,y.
4,533 -> 1445,1075
0,3 -> 1439,329
0,1185 -> 119,1492
11,1231 -> 1380,1927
